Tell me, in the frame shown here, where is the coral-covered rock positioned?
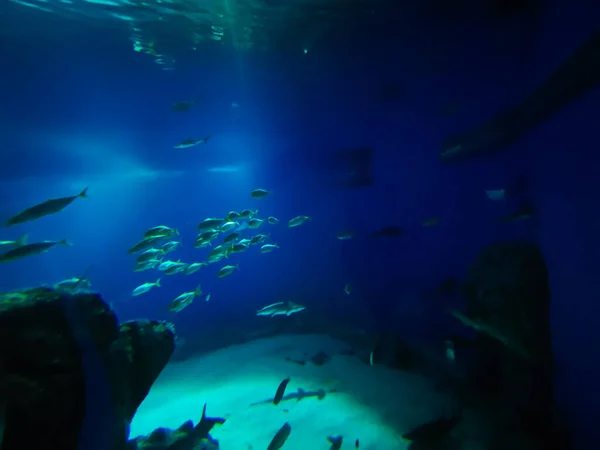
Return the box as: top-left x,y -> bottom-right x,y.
0,287 -> 175,450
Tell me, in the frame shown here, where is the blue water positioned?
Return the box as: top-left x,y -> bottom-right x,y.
1,0 -> 599,448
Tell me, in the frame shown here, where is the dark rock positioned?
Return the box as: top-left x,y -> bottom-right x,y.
0,287 -> 175,450
462,241 -> 571,449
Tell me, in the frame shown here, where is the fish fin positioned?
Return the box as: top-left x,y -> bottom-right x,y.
14,233 -> 28,247
199,403 -> 226,426
78,187 -> 89,198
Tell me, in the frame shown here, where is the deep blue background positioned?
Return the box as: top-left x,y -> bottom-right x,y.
1,0 -> 599,448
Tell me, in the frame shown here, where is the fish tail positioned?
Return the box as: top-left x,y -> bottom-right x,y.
156,278 -> 161,287
59,239 -> 73,247
79,187 -> 89,198
235,264 -> 239,270
15,233 -> 28,247
204,136 -> 211,143
195,285 -> 202,296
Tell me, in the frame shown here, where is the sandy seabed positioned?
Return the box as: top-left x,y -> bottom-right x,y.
130,334 -> 447,450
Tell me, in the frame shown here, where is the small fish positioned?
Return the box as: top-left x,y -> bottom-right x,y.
248,218 -> 264,229
185,262 -> 207,274
217,264 -> 239,278
55,277 -> 92,292
136,248 -> 164,264
239,209 -> 258,219
421,217 -> 441,227
172,100 -> 196,112
165,263 -> 188,275
370,226 -> 403,238
355,439 -> 359,449
134,260 -> 160,272
198,218 -> 225,231
220,221 -> 239,233
128,235 -> 165,254
174,136 -> 210,149
267,216 -> 279,224
344,284 -> 352,295
6,187 -> 88,226
229,242 -> 249,254
261,243 -> 279,253
223,232 -> 239,243
336,230 -> 355,240
251,188 -> 270,198
158,260 -> 182,271
0,239 -> 71,263
132,278 -> 161,296
205,293 -> 211,302
328,436 -> 343,450
225,211 -> 240,221
159,240 -> 181,254
274,378 -> 290,405
250,234 -> 269,245
288,215 -> 311,228
0,233 -> 27,247
267,422 -> 291,450
144,225 -> 178,239
169,285 -> 202,312
257,301 -> 306,317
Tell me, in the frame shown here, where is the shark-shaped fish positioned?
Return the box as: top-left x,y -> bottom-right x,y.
250,387 -> 333,406
174,136 -> 211,149
256,301 -> 306,317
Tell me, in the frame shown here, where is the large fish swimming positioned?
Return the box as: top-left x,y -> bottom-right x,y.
174,136 -> 210,149
0,239 -> 71,263
5,188 -> 88,226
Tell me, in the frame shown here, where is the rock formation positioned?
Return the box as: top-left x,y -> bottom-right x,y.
460,241 -> 571,449
0,287 -> 175,450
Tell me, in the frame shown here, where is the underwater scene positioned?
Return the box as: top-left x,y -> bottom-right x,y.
1,1 -> 599,449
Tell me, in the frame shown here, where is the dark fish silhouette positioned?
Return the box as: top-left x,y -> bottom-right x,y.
328,435 -> 343,450
170,403 -> 225,450
174,136 -> 211,149
0,239 -> 71,263
6,187 -> 88,226
267,422 -> 291,450
283,357 -> 306,366
370,226 -> 403,239
250,388 -> 333,406
273,378 -> 290,405
172,100 -> 197,112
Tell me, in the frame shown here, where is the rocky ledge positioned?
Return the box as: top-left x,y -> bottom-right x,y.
0,287 -> 175,450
